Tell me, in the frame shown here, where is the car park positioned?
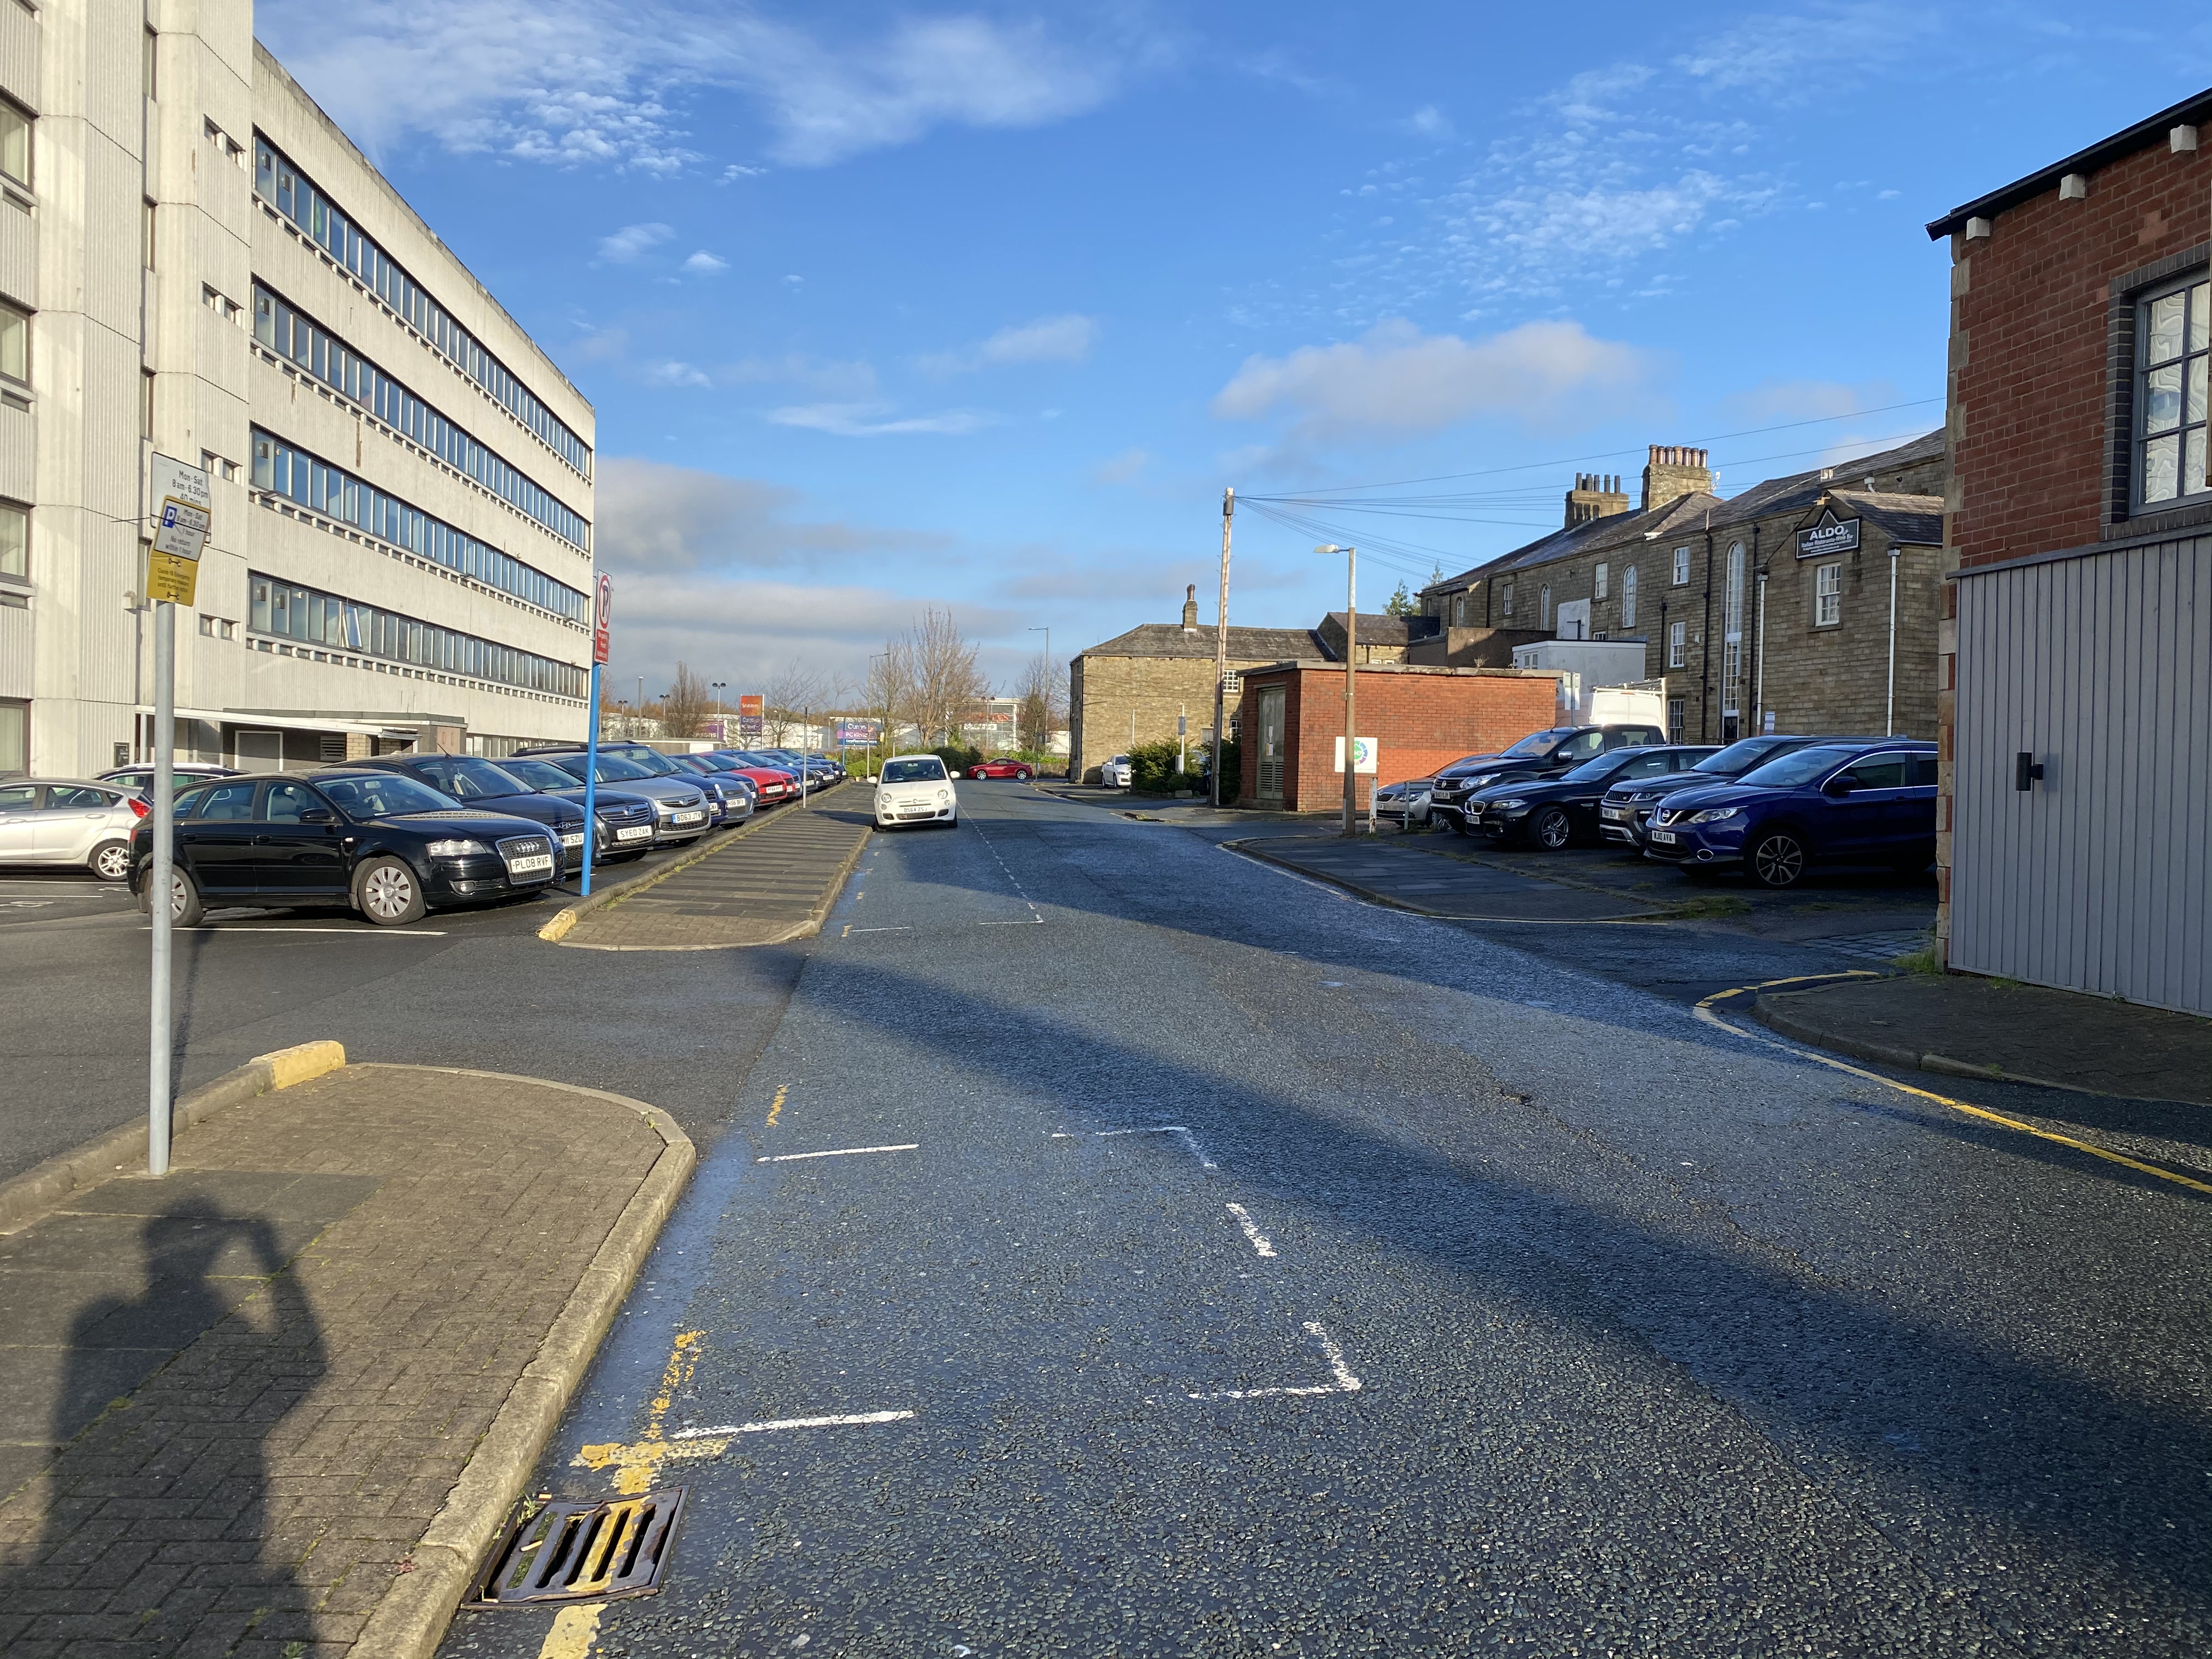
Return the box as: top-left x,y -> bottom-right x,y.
490,755 -> 662,860
1099,754 -> 1133,789
521,740 -> 741,828
130,769 -> 561,927
349,754 -> 606,873
1467,745 -> 1717,849
1374,779 -> 1434,829
515,750 -> 714,845
666,752 -> 765,812
95,761 -> 240,793
969,759 -> 1036,780
1430,723 -> 1666,834
704,752 -> 800,804
0,779 -> 152,881
873,754 -> 957,828
1642,741 -> 1939,888
1600,734 -> 1861,850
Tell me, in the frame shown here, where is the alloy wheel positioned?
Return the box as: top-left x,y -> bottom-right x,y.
1752,833 -> 1806,888
363,864 -> 416,920
1535,809 -> 1572,850
93,843 -> 133,881
169,871 -> 190,916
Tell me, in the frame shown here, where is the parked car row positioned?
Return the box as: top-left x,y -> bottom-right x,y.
1391,725 -> 1939,889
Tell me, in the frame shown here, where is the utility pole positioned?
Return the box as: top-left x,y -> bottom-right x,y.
1886,548 -> 1900,736
1317,544 -> 1358,836
1211,488 -> 1233,808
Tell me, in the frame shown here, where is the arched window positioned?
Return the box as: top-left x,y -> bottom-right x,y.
1541,584 -> 1552,628
1723,541 -> 1746,717
1622,565 -> 1639,628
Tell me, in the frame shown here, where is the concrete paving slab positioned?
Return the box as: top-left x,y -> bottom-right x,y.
565,805 -> 872,950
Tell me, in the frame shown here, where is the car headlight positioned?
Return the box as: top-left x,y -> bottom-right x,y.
1492,798 -> 1526,810
1688,806 -> 1741,824
1411,789 -> 1432,802
427,838 -> 488,857
936,788 -> 951,802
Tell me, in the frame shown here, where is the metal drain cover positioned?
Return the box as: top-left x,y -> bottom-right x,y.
472,1488 -> 688,1605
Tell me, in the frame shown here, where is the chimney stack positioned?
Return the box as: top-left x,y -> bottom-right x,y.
1181,583 -> 1199,631
1640,444 -> 1714,513
1564,471 -> 1630,528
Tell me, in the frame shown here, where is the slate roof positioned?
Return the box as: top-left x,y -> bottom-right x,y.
1806,489 -> 1944,549
1319,612 -> 1441,645
1076,623 -> 1321,661
1419,429 -> 1946,599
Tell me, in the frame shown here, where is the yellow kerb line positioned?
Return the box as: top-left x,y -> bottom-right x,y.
767,1084 -> 787,1128
1697,975 -> 2212,1198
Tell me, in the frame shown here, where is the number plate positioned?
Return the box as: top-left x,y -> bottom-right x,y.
615,825 -> 652,841
1648,829 -> 1677,844
672,811 -> 705,825
506,854 -> 554,874
560,833 -> 585,848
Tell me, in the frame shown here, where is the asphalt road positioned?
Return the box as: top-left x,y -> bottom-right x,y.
427,783 -> 2212,1658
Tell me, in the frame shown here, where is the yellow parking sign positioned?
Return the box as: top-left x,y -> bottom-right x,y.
144,455 -> 212,606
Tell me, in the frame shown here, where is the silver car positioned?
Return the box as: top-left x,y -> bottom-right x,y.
0,778 -> 151,881
1374,779 -> 1435,829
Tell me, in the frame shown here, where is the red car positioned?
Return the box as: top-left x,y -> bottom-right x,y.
968,759 -> 1035,780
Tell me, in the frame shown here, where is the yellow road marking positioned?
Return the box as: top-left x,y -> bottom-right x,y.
575,1329 -> 709,1496
1697,975 -> 2212,1197
767,1084 -> 787,1128
537,1604 -> 603,1658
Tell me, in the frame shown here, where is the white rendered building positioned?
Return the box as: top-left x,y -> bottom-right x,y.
0,8 -> 593,776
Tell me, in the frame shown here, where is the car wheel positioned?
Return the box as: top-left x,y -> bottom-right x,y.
1748,830 -> 1808,889
1531,807 -> 1573,850
142,865 -> 205,926
89,839 -> 133,882
354,855 -> 427,926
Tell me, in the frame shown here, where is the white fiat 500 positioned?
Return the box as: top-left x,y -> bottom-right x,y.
874,754 -> 958,830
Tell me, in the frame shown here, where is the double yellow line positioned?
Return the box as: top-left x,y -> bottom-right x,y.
1697,974 -> 2212,1198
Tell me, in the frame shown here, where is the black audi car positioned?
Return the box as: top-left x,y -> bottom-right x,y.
1466,744 -> 1717,848
129,768 -> 561,927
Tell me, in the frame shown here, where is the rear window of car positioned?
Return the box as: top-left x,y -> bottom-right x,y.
316,773 -> 455,817
882,758 -> 947,783
1736,746 -> 1857,788
46,785 -> 117,808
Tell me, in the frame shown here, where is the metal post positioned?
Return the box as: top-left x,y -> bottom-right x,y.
582,663 -> 600,896
1211,488 -> 1233,808
147,600 -> 174,1176
1752,566 -> 1769,736
1886,548 -> 1899,737
800,707 -> 810,809
1343,547 -> 1357,836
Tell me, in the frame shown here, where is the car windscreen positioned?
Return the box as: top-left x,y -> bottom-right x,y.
1561,751 -> 1643,783
499,758 -> 580,791
317,773 -> 457,819
1694,736 -> 1802,776
882,759 -> 947,783
1502,730 -> 1568,758
610,747 -> 682,775
427,758 -> 531,800
1735,746 -> 1857,789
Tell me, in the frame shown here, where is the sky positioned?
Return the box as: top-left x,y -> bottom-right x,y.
255,0 -> 2212,705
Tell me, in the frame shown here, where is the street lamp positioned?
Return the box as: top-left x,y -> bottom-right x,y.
1316,544 -> 1358,835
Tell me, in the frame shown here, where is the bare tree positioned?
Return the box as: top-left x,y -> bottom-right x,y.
658,662 -> 714,741
861,642 -> 916,752
761,663 -> 836,746
908,607 -> 986,746
1013,652 -> 1064,754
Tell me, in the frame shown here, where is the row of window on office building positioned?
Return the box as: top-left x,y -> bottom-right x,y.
251,428 -> 589,624
254,136 -> 592,479
249,571 -> 586,700
255,285 -> 589,552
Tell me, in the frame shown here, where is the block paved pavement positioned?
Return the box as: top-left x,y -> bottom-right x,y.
0,1065 -> 674,1657
563,802 -> 871,951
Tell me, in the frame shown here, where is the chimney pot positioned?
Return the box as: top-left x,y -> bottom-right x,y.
1182,584 -> 1199,630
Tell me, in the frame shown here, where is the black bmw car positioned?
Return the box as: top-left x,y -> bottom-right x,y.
129,768 -> 561,927
1466,744 -> 1718,848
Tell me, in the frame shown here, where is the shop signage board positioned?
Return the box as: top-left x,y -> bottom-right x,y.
1797,510 -> 1861,558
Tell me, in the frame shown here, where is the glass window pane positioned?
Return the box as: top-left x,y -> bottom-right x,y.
2188,429 -> 2208,501
2148,292 -> 2186,365
0,503 -> 22,578
2145,433 -> 2180,503
2188,356 -> 2206,427
2192,283 -> 2210,353
0,104 -> 29,185
0,307 -> 25,382
251,578 -> 270,632
2145,364 -> 2182,434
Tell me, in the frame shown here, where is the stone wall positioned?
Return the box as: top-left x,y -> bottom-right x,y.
1070,652 -> 1267,781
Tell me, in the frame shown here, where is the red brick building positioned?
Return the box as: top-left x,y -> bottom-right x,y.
1235,661 -> 1556,811
1928,89 -> 2212,1014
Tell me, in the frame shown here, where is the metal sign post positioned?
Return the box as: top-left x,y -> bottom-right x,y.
583,575 -> 611,895
144,455 -> 211,1178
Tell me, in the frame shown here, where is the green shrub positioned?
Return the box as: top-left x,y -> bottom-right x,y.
1127,739 -> 1186,792
931,743 -> 983,774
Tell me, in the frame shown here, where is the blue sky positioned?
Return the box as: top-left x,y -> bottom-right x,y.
257,0 -> 2212,702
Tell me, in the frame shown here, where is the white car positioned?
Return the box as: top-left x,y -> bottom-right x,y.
0,777 -> 152,881
873,754 -> 958,829
1099,754 -> 1133,789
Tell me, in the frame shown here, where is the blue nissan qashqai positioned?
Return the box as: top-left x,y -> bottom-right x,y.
1640,739 -> 1937,888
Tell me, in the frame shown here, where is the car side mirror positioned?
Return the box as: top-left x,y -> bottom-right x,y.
299,806 -> 335,823
1822,778 -> 1852,798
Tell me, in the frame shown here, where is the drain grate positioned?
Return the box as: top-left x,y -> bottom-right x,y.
472,1488 -> 687,1606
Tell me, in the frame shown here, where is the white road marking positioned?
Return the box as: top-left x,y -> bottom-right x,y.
845,925 -> 913,933
1225,1202 -> 1277,1257
978,917 -> 1047,925
1189,1322 -> 1363,1401
673,1410 -> 914,1438
963,816 -> 1046,923
141,925 -> 449,936
757,1143 -> 920,1163
1059,1124 -> 1218,1169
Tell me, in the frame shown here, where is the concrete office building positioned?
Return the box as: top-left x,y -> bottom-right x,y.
0,9 -> 593,777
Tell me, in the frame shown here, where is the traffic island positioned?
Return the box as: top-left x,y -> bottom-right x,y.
1753,972 -> 2212,1107
0,1052 -> 692,1659
560,803 -> 871,951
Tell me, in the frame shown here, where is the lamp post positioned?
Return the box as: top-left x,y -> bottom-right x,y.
711,680 -> 727,745
1316,544 -> 1358,836
868,650 -> 891,778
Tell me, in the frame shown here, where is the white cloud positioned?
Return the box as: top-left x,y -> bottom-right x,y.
768,402 -> 997,437
917,313 -> 1097,376
1092,447 -> 1151,486
1212,318 -> 1660,441
1673,3 -> 1935,95
255,0 -> 1161,174
682,250 -> 730,275
597,222 -> 676,263
1398,104 -> 1456,142
1724,377 -> 1897,425
719,163 -> 768,183
644,360 -> 714,388
596,457 -> 949,573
